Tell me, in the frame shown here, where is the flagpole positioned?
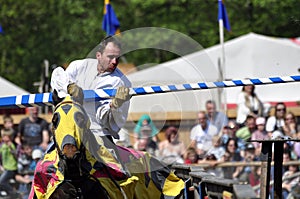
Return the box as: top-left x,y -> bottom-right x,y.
219,20 -> 227,114
218,0 -> 229,114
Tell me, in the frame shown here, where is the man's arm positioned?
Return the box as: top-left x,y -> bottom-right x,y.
40,129 -> 50,151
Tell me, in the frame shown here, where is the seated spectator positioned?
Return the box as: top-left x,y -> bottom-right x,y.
266,102 -> 286,137
251,117 -> 269,157
205,100 -> 228,133
133,126 -> 159,157
283,111 -> 298,138
198,153 -> 223,177
220,120 -> 245,156
158,126 -> 185,165
17,107 -> 50,151
183,147 -> 199,164
133,114 -> 159,143
282,160 -> 300,199
236,115 -> 256,142
190,111 -> 218,157
221,138 -> 243,179
237,143 -> 259,183
236,84 -> 264,126
16,144 -> 43,199
248,166 -> 261,196
206,135 -> 225,161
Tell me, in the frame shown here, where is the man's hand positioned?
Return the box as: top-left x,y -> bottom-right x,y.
111,87 -> 130,108
67,83 -> 84,105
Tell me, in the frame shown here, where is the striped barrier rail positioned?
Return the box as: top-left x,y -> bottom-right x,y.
0,75 -> 299,108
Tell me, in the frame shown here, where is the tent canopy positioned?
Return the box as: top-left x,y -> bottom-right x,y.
0,76 -> 29,97
127,33 -> 300,117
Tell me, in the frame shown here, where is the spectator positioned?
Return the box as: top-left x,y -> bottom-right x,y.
206,135 -> 225,161
283,111 -> 298,138
282,161 -> 300,199
221,138 -> 243,179
236,85 -> 264,126
183,147 -> 199,164
251,117 -> 269,157
266,102 -> 286,136
238,143 -> 259,183
158,126 -> 185,165
248,166 -> 261,196
220,120 -> 241,146
133,114 -> 159,143
133,126 -> 159,157
0,128 -> 18,193
15,144 -> 42,199
236,115 -> 256,142
205,100 -> 228,133
190,111 -> 218,157
17,107 -> 50,151
2,115 -> 17,143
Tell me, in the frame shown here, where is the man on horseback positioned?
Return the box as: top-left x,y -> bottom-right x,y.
29,36 -> 184,199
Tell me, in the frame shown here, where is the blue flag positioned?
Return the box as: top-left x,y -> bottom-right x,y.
102,0 -> 120,36
0,24 -> 4,34
218,0 -> 231,31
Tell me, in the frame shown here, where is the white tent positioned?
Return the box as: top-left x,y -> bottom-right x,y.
0,76 -> 29,97
127,33 -> 300,118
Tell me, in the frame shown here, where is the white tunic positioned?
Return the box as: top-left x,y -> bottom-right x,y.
66,58 -> 131,138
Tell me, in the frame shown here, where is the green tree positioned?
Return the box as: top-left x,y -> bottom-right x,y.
0,0 -> 299,92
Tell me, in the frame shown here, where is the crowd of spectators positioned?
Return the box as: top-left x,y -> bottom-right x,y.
0,85 -> 299,198
0,108 -> 48,198
127,86 -> 300,198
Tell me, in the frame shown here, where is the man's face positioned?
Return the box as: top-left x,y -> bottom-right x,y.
206,103 -> 215,116
29,107 -> 39,119
198,113 -> 207,128
96,42 -> 121,73
246,118 -> 256,130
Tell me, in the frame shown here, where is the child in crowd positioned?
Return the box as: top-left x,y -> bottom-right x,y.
251,117 -> 269,157
16,145 -> 43,199
282,160 -> 300,199
184,147 -> 199,164
0,128 -> 18,193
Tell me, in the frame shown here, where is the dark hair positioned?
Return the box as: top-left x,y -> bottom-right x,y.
225,138 -> 238,153
205,100 -> 216,106
165,126 -> 178,142
275,102 -> 286,112
98,36 -> 121,53
242,84 -> 256,96
3,114 -> 13,123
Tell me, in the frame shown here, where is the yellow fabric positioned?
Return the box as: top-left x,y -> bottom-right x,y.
32,97 -> 185,199
53,97 -> 89,153
99,176 -> 139,199
162,172 -> 185,196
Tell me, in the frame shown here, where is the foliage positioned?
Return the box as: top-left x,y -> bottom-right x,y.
0,0 -> 299,92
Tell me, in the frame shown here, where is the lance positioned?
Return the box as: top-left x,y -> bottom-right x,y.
0,75 -> 299,109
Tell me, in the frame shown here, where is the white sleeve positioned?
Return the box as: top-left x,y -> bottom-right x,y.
190,125 -> 199,141
236,92 -> 250,124
96,99 -> 129,138
95,75 -> 131,138
266,117 -> 275,132
65,60 -> 84,84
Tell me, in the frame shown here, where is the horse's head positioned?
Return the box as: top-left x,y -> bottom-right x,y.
52,96 -> 90,159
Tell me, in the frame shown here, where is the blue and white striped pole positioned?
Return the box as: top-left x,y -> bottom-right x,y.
0,75 -> 299,108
